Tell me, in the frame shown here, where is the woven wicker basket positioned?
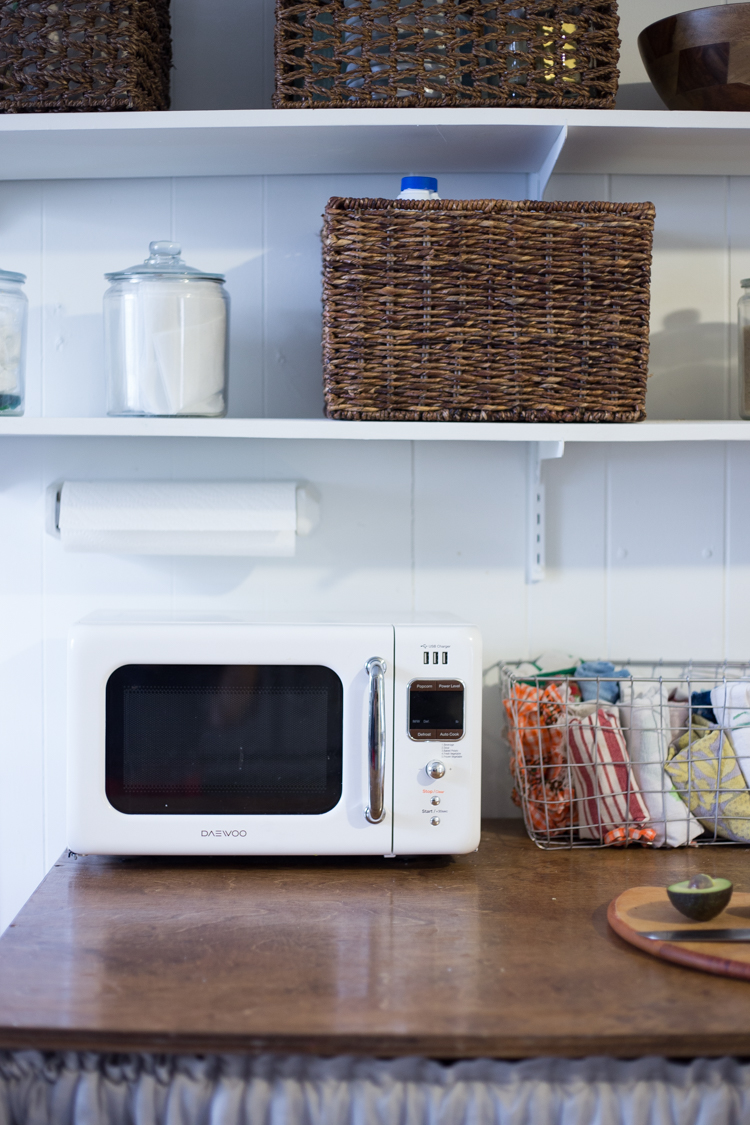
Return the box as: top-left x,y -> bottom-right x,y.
0,0 -> 171,112
322,197 -> 655,423
275,0 -> 619,109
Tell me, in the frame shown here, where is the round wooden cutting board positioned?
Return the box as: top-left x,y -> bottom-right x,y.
608,886 -> 750,981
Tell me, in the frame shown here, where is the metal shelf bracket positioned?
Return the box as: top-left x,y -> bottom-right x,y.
526,440 -> 565,584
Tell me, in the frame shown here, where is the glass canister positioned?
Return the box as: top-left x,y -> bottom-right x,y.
0,269 -> 27,416
740,279 -> 750,419
104,241 -> 229,417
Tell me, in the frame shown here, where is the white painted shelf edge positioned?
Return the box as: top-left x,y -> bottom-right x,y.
2,418 -> 749,441
2,107 -> 750,134
3,107 -> 750,180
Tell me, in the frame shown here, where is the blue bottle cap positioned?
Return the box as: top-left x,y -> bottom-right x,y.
401,176 -> 438,191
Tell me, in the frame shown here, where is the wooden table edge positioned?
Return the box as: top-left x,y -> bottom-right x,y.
4,1027 -> 750,1059
607,896 -> 750,982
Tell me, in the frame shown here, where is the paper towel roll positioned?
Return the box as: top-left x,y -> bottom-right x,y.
55,481 -> 316,556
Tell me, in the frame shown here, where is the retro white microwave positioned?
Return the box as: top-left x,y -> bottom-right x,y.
67,613 -> 482,856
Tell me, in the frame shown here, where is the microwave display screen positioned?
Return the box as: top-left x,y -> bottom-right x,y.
408,680 -> 464,741
106,664 -> 343,815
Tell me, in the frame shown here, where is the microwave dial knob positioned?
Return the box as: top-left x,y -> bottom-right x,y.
426,760 -> 446,780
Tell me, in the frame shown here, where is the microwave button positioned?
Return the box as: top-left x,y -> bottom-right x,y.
430,816 -> 441,826
430,796 -> 441,806
426,760 -> 445,780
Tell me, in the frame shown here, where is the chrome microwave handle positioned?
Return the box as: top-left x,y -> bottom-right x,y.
364,656 -> 387,825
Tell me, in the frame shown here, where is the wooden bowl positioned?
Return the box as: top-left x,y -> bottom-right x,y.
638,4 -> 750,110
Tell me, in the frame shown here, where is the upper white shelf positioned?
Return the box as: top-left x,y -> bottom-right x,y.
2,108 -> 750,182
2,418 -> 750,442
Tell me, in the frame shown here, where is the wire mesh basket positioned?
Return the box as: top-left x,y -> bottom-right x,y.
500,659 -> 750,849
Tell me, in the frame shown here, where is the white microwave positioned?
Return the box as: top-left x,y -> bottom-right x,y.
67,614 -> 482,856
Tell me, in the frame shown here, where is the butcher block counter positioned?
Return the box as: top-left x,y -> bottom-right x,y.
1,820 -> 750,1059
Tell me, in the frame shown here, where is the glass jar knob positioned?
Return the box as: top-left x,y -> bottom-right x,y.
147,241 -> 182,263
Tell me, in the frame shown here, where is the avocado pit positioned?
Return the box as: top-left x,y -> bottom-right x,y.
667,874 -> 733,922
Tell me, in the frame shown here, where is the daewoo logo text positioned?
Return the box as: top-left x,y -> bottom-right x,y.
201,829 -> 247,837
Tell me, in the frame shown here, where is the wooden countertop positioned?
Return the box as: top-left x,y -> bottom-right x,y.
2,820 -> 750,1058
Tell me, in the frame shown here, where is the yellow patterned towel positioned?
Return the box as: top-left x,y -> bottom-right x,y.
665,725 -> 750,842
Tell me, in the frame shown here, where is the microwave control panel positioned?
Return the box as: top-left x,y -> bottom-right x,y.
408,679 -> 464,742
392,625 -> 481,855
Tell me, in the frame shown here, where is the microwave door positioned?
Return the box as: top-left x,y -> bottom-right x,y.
91,624 -> 395,855
105,663 -> 345,817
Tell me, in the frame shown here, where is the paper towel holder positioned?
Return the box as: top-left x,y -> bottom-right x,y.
46,480 -> 319,556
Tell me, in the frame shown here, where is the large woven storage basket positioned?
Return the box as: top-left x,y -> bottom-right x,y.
275,0 -> 619,109
322,197 -> 655,423
0,0 -> 171,112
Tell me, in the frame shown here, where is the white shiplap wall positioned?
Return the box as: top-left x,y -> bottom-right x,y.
1,0 -> 749,931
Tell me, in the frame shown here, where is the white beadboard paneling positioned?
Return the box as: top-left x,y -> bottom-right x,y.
606,442 -> 727,661
0,182 -> 43,417
172,177 -> 265,419
169,438 -> 414,611
41,179 -> 172,418
725,442 -> 750,660
171,0 -> 273,111
262,174 -> 354,421
613,175 -> 731,422
727,177 -> 750,419
0,441 -> 45,931
412,442 -> 527,818
545,173 -> 609,203
528,443 -> 609,661
431,175 -> 528,201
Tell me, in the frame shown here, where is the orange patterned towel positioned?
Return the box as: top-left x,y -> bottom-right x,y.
504,681 -> 575,837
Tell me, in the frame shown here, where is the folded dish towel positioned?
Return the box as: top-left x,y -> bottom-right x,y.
618,681 -> 703,847
666,723 -> 750,843
668,688 -> 690,745
711,681 -> 750,788
566,705 -> 655,846
513,651 -> 581,684
575,662 -> 631,704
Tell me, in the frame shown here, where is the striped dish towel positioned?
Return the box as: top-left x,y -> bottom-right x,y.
567,706 -> 656,846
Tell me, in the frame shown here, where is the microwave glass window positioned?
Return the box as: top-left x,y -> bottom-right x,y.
408,680 -> 464,740
105,665 -> 343,814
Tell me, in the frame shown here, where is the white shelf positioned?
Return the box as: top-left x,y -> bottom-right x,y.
1,108 -> 750,182
3,417 -> 750,442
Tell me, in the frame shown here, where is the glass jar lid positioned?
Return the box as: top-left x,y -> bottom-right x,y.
0,268 -> 26,284
105,241 -> 225,282
742,278 -> 750,288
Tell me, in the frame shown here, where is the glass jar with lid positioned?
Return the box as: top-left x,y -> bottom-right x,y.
0,269 -> 27,416
104,241 -> 229,417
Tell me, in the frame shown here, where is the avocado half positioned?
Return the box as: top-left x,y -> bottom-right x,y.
667,874 -> 733,922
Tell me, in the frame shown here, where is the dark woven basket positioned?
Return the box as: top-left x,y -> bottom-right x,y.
0,0 -> 171,112
275,0 -> 619,108
322,197 -> 655,423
